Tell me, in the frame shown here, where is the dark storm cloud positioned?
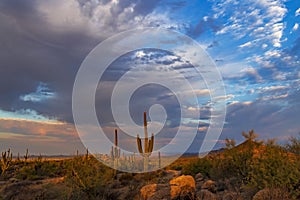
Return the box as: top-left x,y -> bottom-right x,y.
222,94 -> 300,143
0,10 -> 95,122
0,0 -> 163,123
0,0 -> 37,16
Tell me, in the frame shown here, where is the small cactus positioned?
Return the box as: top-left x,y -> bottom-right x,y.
24,148 -> 29,162
137,112 -> 154,171
17,152 -> 20,162
85,148 -> 89,161
110,129 -> 120,171
1,149 -> 12,175
158,151 -> 161,169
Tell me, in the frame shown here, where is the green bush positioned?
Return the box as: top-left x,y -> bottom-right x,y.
16,160 -> 65,180
247,143 -> 300,198
182,157 -> 212,177
65,156 -> 114,199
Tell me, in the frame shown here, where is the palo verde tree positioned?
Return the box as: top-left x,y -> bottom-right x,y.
242,129 -> 258,141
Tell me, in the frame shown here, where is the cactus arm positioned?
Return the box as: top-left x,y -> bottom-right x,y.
110,146 -> 114,160
148,133 -> 154,154
137,135 -> 143,154
114,129 -> 118,146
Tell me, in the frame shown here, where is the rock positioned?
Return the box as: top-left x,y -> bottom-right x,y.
253,188 -> 290,200
169,175 -> 195,200
140,175 -> 196,200
201,180 -> 217,193
165,170 -> 182,178
151,184 -> 171,200
8,178 -> 19,183
140,184 -> 157,200
195,173 -> 203,182
196,190 -> 217,200
140,184 -> 170,200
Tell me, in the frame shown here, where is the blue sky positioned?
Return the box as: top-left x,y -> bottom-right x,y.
0,0 -> 299,154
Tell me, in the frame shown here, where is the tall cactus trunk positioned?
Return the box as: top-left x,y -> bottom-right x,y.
144,112 -> 149,156
143,112 -> 149,171
144,156 -> 149,172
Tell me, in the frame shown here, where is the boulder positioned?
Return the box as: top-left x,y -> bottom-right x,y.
201,180 -> 216,193
195,173 -> 203,182
140,184 -> 157,200
140,183 -> 170,200
140,175 -> 196,200
169,175 -> 195,200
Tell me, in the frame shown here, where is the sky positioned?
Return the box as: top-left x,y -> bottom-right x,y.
0,0 -> 300,155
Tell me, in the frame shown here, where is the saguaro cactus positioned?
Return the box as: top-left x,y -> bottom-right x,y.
137,112 -> 154,171
158,151 -> 161,169
110,129 -> 120,170
24,148 -> 29,162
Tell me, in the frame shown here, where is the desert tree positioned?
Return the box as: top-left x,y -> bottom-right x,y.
285,132 -> 300,154
242,129 -> 258,141
225,138 -> 236,149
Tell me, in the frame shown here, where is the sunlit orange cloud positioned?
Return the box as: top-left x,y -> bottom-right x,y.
0,118 -> 77,138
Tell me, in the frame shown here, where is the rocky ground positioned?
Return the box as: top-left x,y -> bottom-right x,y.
0,169 -> 289,200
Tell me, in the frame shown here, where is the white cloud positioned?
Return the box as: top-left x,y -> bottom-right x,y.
219,60 -> 263,82
264,50 -> 281,58
296,8 -> 300,16
261,93 -> 288,101
292,23 -> 299,31
0,109 -> 64,125
241,67 -> 263,82
135,50 -> 146,58
193,89 -> 210,96
239,41 -> 252,48
259,85 -> 289,92
229,101 -> 252,106
215,94 -> 234,101
273,73 -> 287,81
213,0 -> 287,48
270,23 -> 284,47
219,61 -> 251,78
36,0 -> 184,38
37,0 -> 90,33
20,83 -> 55,102
262,44 -> 268,49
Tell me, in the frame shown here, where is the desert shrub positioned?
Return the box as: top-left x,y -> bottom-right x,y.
65,156 -> 114,199
246,143 -> 300,198
252,187 -> 291,200
16,160 -> 66,180
182,157 -> 212,177
285,132 -> 300,154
